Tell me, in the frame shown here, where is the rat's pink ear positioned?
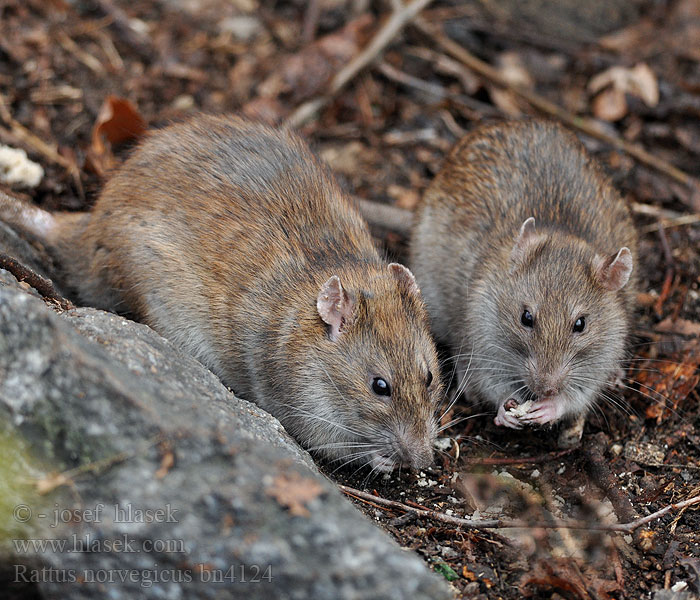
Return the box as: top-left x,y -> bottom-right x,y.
510,217 -> 537,270
317,275 -> 355,341
596,247 -> 633,291
388,262 -> 420,297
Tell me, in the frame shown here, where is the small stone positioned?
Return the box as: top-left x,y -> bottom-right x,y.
219,15 -> 262,41
0,145 -> 43,187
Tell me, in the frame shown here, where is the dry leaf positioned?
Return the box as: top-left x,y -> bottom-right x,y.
488,52 -> 532,117
387,185 -> 419,211
266,472 -> 323,517
489,87 -> 523,117
155,450 -> 175,479
589,63 -> 659,108
256,14 -> 373,103
88,96 -> 146,176
520,559 -> 591,599
592,87 -> 628,121
638,339 -> 700,422
91,96 -> 146,155
655,317 -> 700,337
35,472 -> 72,495
598,19 -> 655,54
320,141 -> 365,176
497,51 -> 533,88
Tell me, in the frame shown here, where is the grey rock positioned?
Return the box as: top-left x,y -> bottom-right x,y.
0,219 -> 51,280
0,267 -> 450,599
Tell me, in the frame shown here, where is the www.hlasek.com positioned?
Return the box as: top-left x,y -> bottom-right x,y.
14,533 -> 186,555
14,564 -> 273,587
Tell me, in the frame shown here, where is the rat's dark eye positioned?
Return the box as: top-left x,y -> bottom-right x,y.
372,377 -> 391,396
426,370 -> 433,387
520,309 -> 534,328
573,316 -> 586,333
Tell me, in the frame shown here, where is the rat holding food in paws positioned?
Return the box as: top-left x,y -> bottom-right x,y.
410,120 -> 637,445
0,115 -> 442,472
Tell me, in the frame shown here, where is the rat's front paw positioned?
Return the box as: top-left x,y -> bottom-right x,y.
494,399 -> 524,429
519,398 -> 564,425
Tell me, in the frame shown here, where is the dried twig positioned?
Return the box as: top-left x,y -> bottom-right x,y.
378,61 -> 448,99
413,18 -> 700,206
301,0 -> 321,44
355,197 -> 414,234
462,448 -> 576,466
640,213 -> 700,235
584,432 -> 637,524
286,0 -> 434,128
93,0 -> 153,61
56,32 -> 105,75
0,252 -> 74,310
340,484 -> 700,533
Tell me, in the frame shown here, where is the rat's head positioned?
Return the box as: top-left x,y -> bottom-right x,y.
469,217 -> 634,424
293,263 -> 442,473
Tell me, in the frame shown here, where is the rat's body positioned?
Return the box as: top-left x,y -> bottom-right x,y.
410,120 -> 637,435
1,115 -> 441,472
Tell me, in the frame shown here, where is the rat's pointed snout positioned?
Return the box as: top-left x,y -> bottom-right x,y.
395,437 -> 434,471
530,364 -> 568,401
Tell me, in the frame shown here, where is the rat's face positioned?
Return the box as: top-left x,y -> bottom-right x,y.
293,264 -> 442,473
468,230 -> 633,428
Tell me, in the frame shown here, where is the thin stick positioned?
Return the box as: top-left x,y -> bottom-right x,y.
301,0 -> 321,44
462,448 -> 575,466
639,213 -> 700,234
286,0 -> 434,128
378,61 -> 448,99
0,252 -> 74,310
584,432 -> 636,524
339,484 -> 700,533
413,18 -> 700,203
356,197 -> 414,234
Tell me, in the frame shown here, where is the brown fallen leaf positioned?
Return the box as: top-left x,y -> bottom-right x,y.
155,449 -> 175,479
655,317 -> 700,337
521,558 -> 621,600
588,63 -> 659,107
520,559 -> 592,599
254,13 -> 374,104
591,87 -> 628,121
266,471 -> 323,517
88,96 -> 146,177
589,63 -> 658,121
387,185 -> 420,211
637,339 -> 700,422
598,18 -> 656,54
35,472 -> 72,495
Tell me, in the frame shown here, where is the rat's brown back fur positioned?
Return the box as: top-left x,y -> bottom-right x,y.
3,115 -> 442,471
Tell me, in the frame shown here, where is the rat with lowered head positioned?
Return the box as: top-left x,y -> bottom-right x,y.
410,120 -> 637,443
0,115 -> 442,472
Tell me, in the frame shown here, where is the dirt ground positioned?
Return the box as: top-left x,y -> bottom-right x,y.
1,1 -> 699,598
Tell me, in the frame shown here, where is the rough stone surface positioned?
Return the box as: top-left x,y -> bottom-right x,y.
0,262 -> 451,599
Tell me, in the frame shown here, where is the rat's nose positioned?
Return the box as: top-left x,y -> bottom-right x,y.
396,440 -> 433,470
531,376 -> 562,400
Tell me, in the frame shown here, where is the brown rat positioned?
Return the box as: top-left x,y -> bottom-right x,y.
1,115 -> 442,472
410,120 -> 637,440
